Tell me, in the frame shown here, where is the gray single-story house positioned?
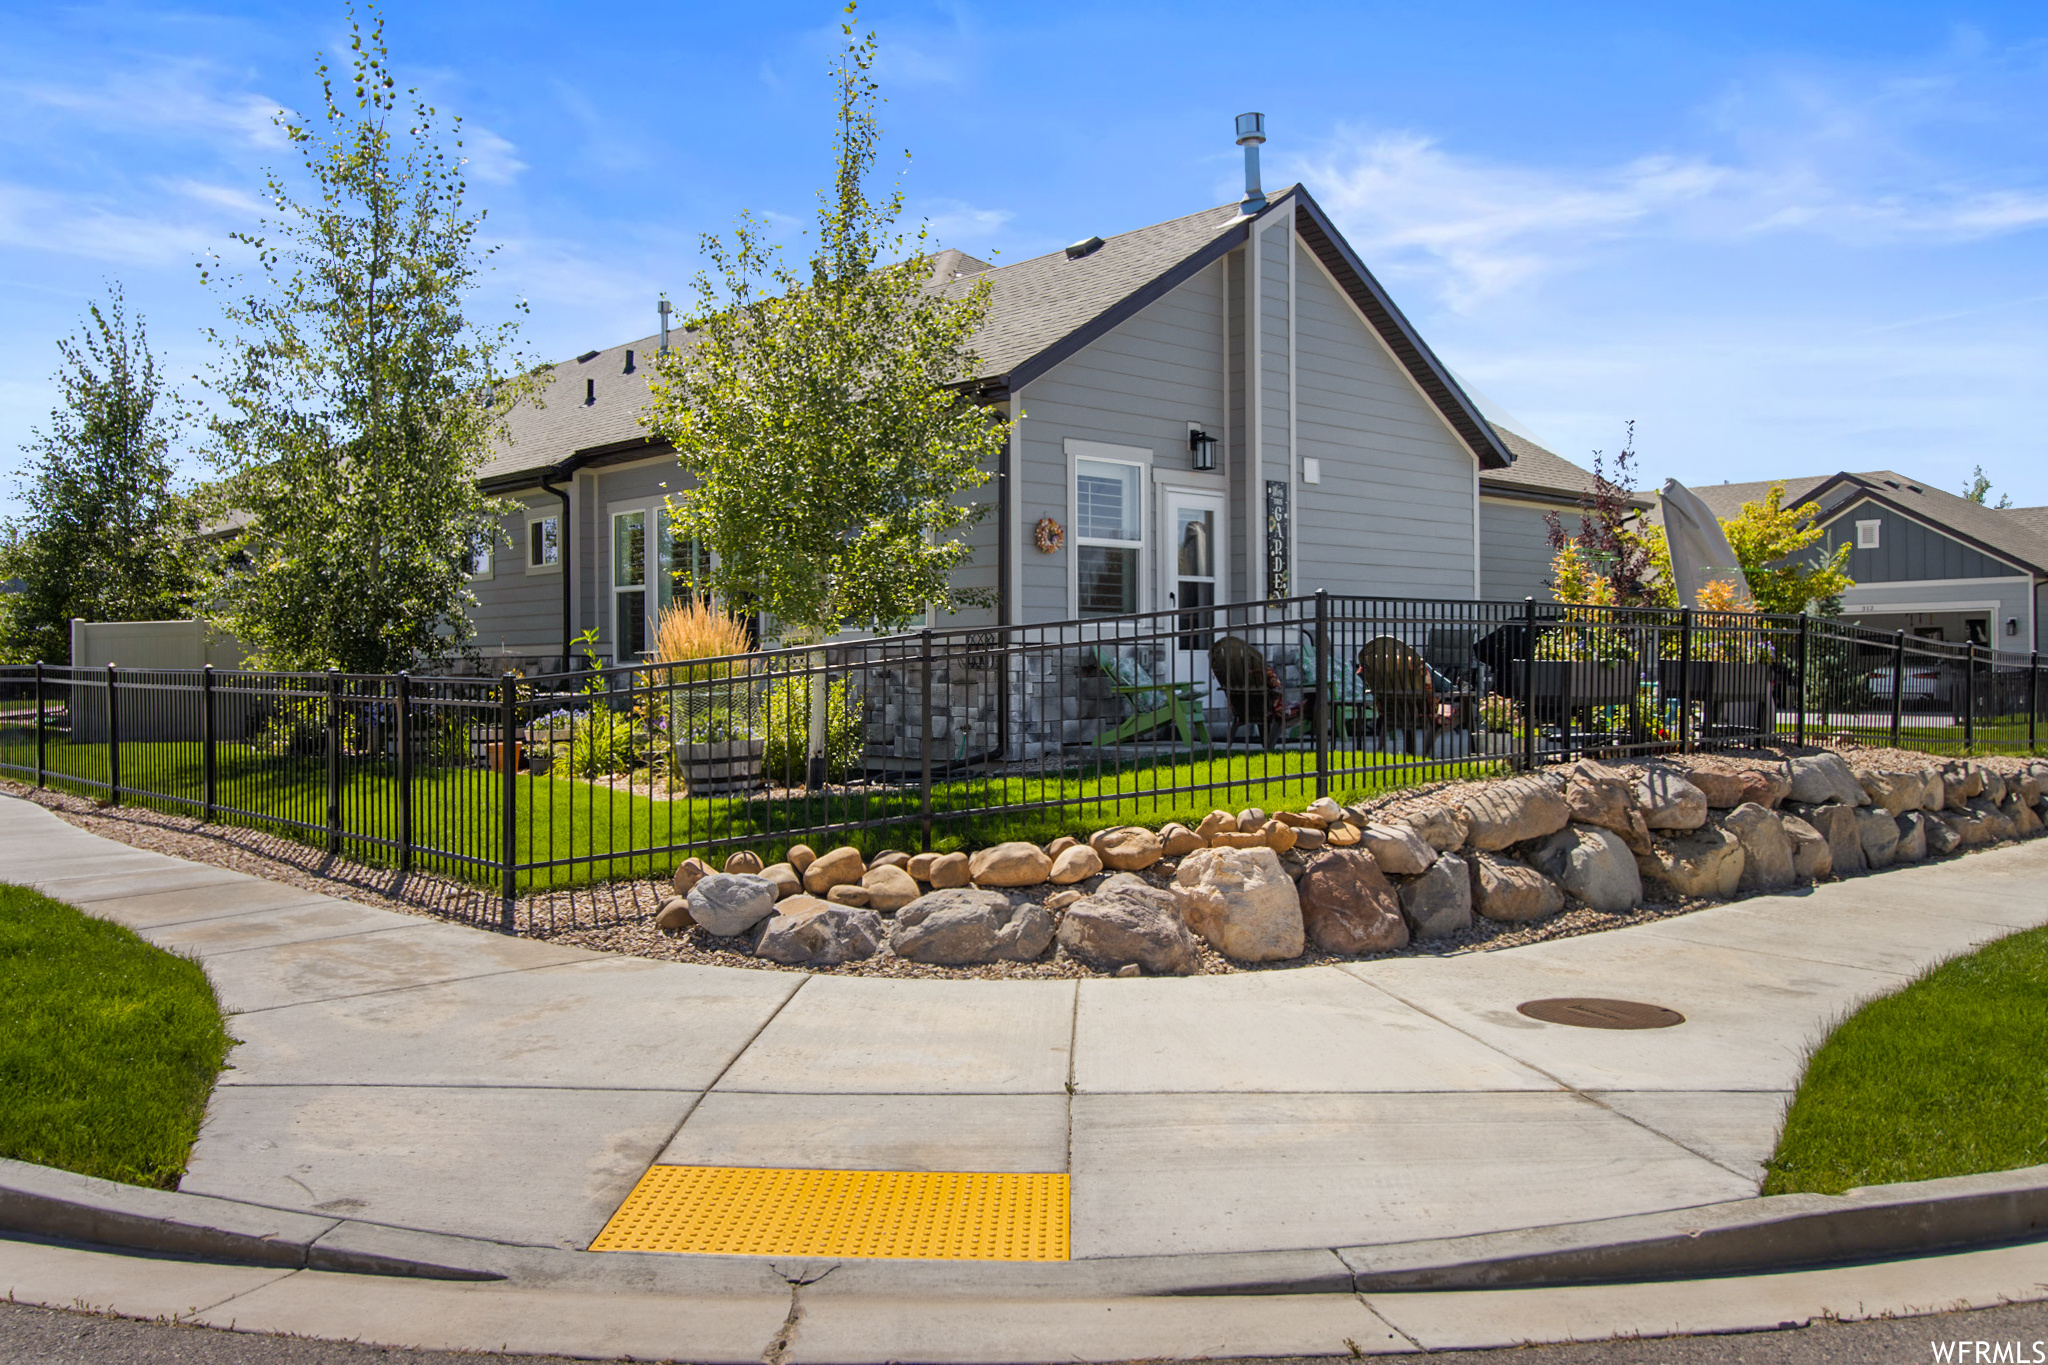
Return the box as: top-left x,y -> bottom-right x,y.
465,180 -> 1606,674
1690,472 -> 2048,651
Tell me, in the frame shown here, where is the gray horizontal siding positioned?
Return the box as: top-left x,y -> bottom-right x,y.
467,492 -> 565,657
1480,497 -> 1561,603
1016,260 -> 1227,623
1291,240 -> 1476,599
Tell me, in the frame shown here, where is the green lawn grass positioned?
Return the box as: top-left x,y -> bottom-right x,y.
0,883 -> 232,1188
0,725 -> 1502,889
1762,923 -> 2048,1196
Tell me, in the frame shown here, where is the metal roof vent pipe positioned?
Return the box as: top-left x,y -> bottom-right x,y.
1236,112 -> 1266,213
658,297 -> 672,357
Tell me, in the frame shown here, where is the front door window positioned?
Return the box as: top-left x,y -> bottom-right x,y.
1173,500 -> 1217,650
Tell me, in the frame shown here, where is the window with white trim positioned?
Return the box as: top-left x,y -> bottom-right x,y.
527,513 -> 562,571
1856,519 -> 1881,550
612,510 -> 648,658
467,528 -> 495,579
1075,458 -> 1143,617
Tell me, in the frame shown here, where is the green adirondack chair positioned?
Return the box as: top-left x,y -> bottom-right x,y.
1089,647 -> 1209,746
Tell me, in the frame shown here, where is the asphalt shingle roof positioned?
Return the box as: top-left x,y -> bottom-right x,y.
1686,471 -> 2048,578
1481,426 -> 1652,506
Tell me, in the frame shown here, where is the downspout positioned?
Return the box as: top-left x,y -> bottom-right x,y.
539,466 -> 574,673
998,394 -> 1014,628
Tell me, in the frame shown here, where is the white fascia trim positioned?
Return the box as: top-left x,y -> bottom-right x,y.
1287,208 -> 1299,598
1840,572 -> 2033,591
1846,601 -> 2003,615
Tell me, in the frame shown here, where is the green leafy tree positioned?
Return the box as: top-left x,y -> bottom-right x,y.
1962,465 -> 2013,509
1721,482 -> 1854,615
198,4 -> 531,673
1,286 -> 198,664
646,6 -> 1002,644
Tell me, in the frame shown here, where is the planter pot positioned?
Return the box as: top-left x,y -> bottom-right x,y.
1658,659 -> 1772,703
1507,659 -> 1638,722
680,738 -> 765,795
487,741 -> 522,773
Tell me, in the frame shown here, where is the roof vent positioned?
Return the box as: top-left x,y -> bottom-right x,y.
1908,484 -> 1922,493
1883,479 -> 1899,488
1236,112 -> 1267,212
576,349 -> 600,363
1065,236 -> 1104,261
623,349 -> 635,373
585,378 -> 596,405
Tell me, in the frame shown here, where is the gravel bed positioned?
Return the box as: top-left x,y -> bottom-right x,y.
2,735 -> 2020,983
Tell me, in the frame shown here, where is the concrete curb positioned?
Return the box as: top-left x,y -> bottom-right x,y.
0,1158 -> 501,1281
8,1154 -> 2048,1296
1339,1163 -> 2048,1290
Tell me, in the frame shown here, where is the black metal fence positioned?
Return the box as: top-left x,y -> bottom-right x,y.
3,593 -> 2041,905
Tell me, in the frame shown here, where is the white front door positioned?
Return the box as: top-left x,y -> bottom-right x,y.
1161,489 -> 1224,695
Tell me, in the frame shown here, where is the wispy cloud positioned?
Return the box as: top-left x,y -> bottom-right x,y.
0,183 -> 220,266
1287,44 -> 2048,310
4,62 -> 287,149
920,199 -> 1012,245
156,178 -> 267,216
462,126 -> 527,187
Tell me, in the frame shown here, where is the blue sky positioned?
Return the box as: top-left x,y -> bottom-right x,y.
3,0 -> 2045,513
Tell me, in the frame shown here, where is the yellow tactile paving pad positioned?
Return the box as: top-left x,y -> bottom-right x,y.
589,1166 -> 1069,1261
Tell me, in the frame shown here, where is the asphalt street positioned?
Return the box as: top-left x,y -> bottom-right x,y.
4,1294 -> 2045,1365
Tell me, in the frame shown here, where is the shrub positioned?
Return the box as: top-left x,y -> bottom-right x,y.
565,705 -> 641,777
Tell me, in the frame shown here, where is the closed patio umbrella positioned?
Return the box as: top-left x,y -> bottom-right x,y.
1659,479 -> 1749,608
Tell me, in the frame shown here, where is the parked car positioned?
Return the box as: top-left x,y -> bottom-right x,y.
1867,665 -> 1944,710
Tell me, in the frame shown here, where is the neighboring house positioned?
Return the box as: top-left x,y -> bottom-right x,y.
1477,424 -> 1649,603
468,181 -> 1533,672
1688,472 -> 2048,651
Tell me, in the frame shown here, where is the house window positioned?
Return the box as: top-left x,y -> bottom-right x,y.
1856,519 -> 1881,550
659,520 -> 712,614
613,510 -> 647,658
528,514 -> 562,571
1075,458 -> 1143,617
467,530 -> 495,580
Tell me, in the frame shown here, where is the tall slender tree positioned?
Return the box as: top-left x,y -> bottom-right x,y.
199,3 -> 533,673
645,4 -> 1003,644
1,285 -> 198,664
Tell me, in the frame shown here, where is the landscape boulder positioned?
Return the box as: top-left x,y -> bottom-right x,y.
907,852 -> 939,883
1529,824 -> 1641,912
1797,803 -> 1867,877
1924,813 -> 1964,856
1940,761 -> 1982,811
870,850 -> 911,870
1719,803 -> 1796,893
1325,822 -> 1362,848
761,862 -> 802,901
1296,849 -> 1409,954
654,896 -> 694,932
1853,806 -> 1901,870
802,846 -> 867,896
1679,761 -> 1758,810
786,844 -> 817,873
1636,769 -> 1709,831
1261,820 -> 1299,854
1195,810 -> 1237,841
827,884 -> 872,907
1636,825 -> 1746,900
1976,764 -> 2008,807
1565,760 -> 1650,847
752,898 -> 883,965
1858,766 -> 1936,817
1780,814 -> 1833,881
928,852 -> 972,888
723,850 -> 763,874
969,842 -> 1052,887
1055,874 -> 1201,976
860,864 -> 923,912
1049,844 -> 1105,885
2002,792 -> 2044,837
1171,846 -> 1305,961
1399,853 -> 1473,938
1306,796 -> 1346,825
1893,811 -> 1929,864
1357,823 -> 1435,875
1236,807 -> 1268,832
686,872 -> 781,937
889,889 -> 1053,965
1965,796 -> 2018,843
1468,853 -> 1566,922
670,856 -> 713,898
1789,752 -> 1870,807
1159,823 -> 1207,857
1461,775 -> 1571,851
1404,806 -> 1472,852
1091,826 -> 1165,871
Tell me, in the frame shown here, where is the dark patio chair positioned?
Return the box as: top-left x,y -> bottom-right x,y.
1210,635 -> 1295,749
1357,636 -> 1440,757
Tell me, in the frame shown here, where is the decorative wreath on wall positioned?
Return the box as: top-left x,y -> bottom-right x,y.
1033,516 -> 1065,554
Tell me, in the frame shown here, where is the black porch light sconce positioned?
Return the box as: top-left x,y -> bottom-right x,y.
1188,427 -> 1218,471
2007,617 -> 2020,637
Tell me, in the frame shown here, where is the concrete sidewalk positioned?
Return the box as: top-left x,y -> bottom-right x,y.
5,791 -> 2047,1267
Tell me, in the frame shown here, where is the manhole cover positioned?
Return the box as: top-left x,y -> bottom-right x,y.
1517,997 -> 1685,1030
